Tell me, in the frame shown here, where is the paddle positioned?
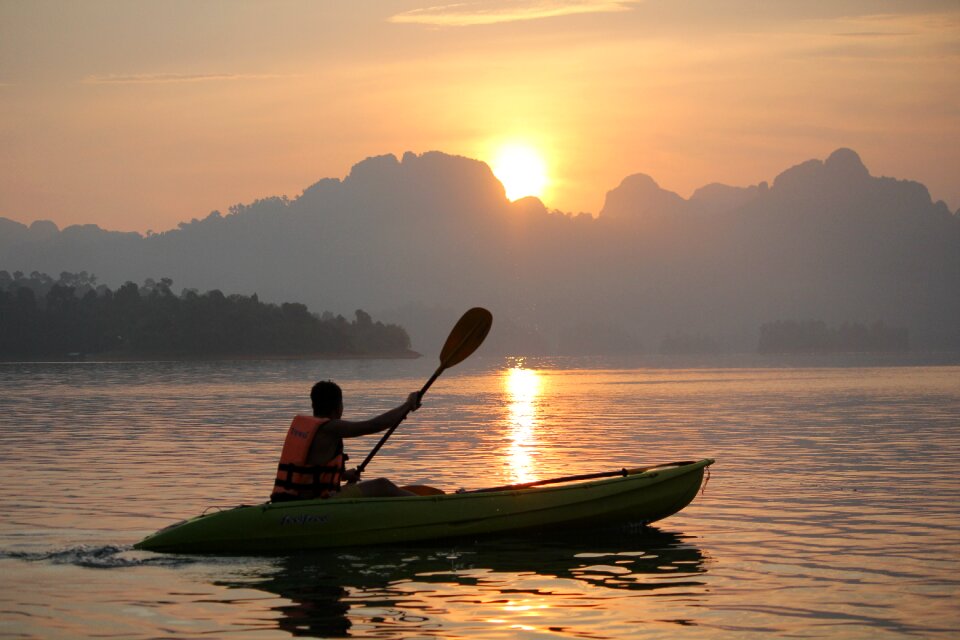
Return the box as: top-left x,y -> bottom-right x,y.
356,307 -> 493,474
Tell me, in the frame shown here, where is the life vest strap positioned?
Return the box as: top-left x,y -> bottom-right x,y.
272,477 -> 341,491
277,462 -> 343,475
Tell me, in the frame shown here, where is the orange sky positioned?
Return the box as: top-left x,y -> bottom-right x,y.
1,1 -> 958,232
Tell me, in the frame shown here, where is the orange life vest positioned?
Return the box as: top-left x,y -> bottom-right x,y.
270,415 -> 347,502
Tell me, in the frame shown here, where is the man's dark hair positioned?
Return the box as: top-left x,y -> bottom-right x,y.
311,380 -> 342,416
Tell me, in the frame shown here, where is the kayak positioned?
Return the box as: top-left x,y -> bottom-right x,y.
135,459 -> 714,554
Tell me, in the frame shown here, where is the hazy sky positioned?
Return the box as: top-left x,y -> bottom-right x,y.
1,0 -> 958,232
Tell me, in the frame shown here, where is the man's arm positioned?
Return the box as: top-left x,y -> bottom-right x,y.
327,392 -> 421,438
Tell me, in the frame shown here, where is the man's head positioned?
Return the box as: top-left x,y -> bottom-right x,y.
311,380 -> 343,418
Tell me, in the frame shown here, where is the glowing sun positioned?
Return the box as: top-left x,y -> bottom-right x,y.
491,144 -> 548,201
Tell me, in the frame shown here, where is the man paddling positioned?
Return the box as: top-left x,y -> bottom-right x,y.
270,380 -> 419,501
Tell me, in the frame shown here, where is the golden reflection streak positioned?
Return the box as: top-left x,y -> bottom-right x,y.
504,366 -> 543,484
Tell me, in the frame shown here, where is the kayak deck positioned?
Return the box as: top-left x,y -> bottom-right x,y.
135,459 -> 714,554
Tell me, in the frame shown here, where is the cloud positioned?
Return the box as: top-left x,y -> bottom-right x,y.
388,0 -> 639,27
81,72 -> 285,85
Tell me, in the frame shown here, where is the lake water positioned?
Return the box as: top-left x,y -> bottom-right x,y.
1,355 -> 958,639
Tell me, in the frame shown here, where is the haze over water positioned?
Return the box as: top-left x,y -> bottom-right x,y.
1,356 -> 958,638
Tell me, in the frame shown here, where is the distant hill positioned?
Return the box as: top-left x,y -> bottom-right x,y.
1,148 -> 958,352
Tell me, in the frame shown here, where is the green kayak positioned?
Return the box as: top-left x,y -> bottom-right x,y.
135,459 -> 713,554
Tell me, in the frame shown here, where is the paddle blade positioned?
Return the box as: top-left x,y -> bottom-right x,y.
438,307 -> 493,369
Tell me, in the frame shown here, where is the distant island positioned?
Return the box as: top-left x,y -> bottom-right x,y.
0,271 -> 417,360
758,320 -> 908,354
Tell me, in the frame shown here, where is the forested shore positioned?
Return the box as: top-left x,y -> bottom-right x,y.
0,271 -> 416,360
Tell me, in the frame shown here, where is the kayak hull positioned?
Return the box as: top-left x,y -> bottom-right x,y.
135,459 -> 713,554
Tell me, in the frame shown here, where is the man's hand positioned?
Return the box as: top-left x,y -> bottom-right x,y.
406,391 -> 422,413
343,468 -> 361,484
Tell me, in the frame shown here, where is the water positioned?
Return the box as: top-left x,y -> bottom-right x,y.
1,356 -> 958,638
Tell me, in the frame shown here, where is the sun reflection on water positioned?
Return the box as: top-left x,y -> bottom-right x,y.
504,366 -> 543,484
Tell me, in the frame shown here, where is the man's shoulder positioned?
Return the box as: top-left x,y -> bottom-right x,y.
316,418 -> 345,435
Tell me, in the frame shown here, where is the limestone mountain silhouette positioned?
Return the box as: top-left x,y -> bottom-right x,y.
1,149 -> 957,352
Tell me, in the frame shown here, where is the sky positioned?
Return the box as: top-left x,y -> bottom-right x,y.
1,0 -> 958,233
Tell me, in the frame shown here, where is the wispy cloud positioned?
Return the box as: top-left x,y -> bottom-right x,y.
82,72 -> 286,85
389,0 -> 639,27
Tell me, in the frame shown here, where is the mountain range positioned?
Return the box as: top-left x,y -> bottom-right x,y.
2,148 -> 958,353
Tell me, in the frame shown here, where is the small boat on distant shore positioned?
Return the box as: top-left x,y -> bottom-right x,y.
135,459 -> 713,554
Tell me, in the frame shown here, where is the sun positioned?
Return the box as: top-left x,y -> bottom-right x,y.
491,143 -> 548,201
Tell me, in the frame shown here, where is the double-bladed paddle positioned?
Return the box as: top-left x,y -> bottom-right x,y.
356,307 -> 493,474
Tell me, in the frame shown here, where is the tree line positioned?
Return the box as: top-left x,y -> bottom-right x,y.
758,320 -> 908,354
0,271 -> 413,359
